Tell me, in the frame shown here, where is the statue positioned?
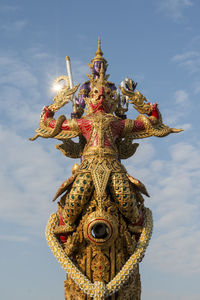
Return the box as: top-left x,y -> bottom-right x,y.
30,37 -> 182,300
76,37 -> 117,119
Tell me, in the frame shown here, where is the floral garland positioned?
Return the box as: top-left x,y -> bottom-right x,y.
45,207 -> 153,300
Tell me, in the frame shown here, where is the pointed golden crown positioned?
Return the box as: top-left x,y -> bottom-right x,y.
88,36 -> 108,69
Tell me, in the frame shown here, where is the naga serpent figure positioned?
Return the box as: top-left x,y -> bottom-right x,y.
30,38 -> 182,300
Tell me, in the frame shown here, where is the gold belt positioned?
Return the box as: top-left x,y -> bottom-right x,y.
83,147 -> 118,158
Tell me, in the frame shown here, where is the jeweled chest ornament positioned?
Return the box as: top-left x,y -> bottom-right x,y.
30,37 -> 182,300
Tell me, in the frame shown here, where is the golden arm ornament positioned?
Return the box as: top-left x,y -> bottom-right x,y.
29,84 -> 80,141
50,83 -> 80,113
119,78 -> 183,139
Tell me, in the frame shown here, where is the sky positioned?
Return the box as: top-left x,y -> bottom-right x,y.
0,0 -> 200,299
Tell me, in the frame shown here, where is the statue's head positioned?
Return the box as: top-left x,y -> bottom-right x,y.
85,65 -> 118,114
88,36 -> 108,76
92,60 -> 106,76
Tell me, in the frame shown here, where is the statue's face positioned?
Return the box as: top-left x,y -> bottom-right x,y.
88,82 -> 116,113
93,61 -> 104,75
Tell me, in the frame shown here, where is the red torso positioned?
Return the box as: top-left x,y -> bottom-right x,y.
47,111 -> 145,149
76,117 -> 125,148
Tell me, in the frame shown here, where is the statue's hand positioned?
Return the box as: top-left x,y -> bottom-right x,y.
147,102 -> 159,120
40,106 -> 47,117
40,106 -> 55,119
76,95 -> 86,109
119,80 -> 161,118
124,78 -> 137,92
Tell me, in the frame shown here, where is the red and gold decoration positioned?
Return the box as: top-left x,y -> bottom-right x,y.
31,37 -> 182,299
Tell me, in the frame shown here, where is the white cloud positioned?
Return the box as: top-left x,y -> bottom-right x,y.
157,0 -> 193,21
163,89 -> 191,126
164,90 -> 190,126
174,89 -> 189,105
175,123 -> 191,130
164,109 -> 185,125
0,20 -> 27,32
0,55 -> 38,88
142,141 -> 200,275
0,124 -> 74,232
0,4 -> 18,13
0,54 -> 42,131
73,60 -> 90,84
194,81 -> 200,94
162,89 -> 194,126
0,50 -> 87,235
148,228 -> 200,275
0,234 -> 28,242
172,51 -> 200,73
172,51 -> 199,62
0,50 -> 89,132
126,138 -> 200,276
124,140 -> 156,183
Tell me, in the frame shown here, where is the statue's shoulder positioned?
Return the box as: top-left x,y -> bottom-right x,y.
107,81 -> 116,90
79,81 -> 91,96
107,80 -> 115,85
80,81 -> 90,89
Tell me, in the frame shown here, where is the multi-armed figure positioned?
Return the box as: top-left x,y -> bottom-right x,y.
31,38 -> 181,300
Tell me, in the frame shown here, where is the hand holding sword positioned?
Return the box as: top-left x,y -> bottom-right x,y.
42,56 -> 79,115
65,56 -> 79,118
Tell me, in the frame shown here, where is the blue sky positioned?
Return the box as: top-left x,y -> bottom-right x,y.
0,0 -> 200,299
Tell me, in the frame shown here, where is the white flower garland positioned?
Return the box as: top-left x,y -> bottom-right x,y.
45,207 -> 153,300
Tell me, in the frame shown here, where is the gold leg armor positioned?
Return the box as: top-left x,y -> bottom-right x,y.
108,173 -> 140,224
63,173 -> 94,227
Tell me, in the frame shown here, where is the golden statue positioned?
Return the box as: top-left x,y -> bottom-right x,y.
30,37 -> 182,299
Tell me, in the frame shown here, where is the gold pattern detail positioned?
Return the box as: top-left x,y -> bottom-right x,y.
88,36 -> 108,70
29,85 -> 80,141
91,253 -> 110,283
50,84 -> 80,112
119,88 -> 153,115
84,74 -> 118,115
91,161 -> 111,198
83,210 -> 118,246
46,207 -> 153,298
31,40 -> 183,300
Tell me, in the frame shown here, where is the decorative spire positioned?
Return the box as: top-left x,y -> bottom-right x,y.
88,36 -> 108,70
95,36 -> 103,58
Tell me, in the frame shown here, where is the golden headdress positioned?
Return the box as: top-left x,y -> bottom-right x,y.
88,36 -> 108,70
85,64 -> 119,114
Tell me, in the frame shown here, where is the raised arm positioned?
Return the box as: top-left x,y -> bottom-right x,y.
121,102 -> 182,139
30,106 -> 81,141
118,78 -> 182,139
42,106 -> 79,131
